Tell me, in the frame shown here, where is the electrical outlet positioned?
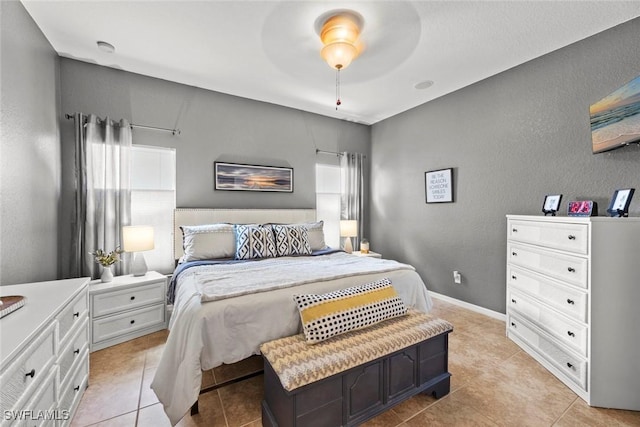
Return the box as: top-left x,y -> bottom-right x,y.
453,270 -> 462,284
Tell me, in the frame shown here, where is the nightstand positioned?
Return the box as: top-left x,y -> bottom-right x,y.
89,271 -> 167,352
352,250 -> 382,259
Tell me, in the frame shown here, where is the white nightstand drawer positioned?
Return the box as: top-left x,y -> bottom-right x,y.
508,289 -> 587,356
57,318 -> 89,387
508,314 -> 587,390
92,304 -> 165,344
0,322 -> 56,414
57,291 -> 88,347
508,266 -> 588,323
508,220 -> 588,255
92,281 -> 165,318
508,243 -> 588,289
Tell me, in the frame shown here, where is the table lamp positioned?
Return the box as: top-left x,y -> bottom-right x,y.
340,220 -> 358,254
122,225 -> 154,276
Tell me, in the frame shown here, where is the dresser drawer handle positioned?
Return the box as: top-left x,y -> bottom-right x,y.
512,228 -> 518,233
74,385 -> 80,392
74,348 -> 80,355
130,320 -> 135,325
73,311 -> 80,318
511,275 -> 517,280
567,267 -> 575,273
567,299 -> 575,305
25,369 -> 36,378
130,296 -> 136,301
567,331 -> 575,337
510,322 -> 516,328
511,252 -> 518,256
511,299 -> 517,304
568,235 -> 576,240
566,362 -> 574,369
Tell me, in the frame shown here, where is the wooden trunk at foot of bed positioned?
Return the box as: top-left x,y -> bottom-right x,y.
262,332 -> 451,427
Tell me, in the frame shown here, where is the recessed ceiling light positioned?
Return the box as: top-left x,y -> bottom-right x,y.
97,41 -> 115,53
414,80 -> 434,90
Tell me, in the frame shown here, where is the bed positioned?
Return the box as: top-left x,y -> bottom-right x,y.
151,208 -> 433,425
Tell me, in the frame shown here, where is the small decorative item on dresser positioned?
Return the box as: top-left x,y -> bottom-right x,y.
360,238 -> 370,254
567,201 -> 598,217
606,188 -> 635,217
90,247 -> 124,282
542,194 -> 562,216
0,295 -> 25,318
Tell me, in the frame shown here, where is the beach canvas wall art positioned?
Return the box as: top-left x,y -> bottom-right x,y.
590,74 -> 640,153
214,162 -> 293,192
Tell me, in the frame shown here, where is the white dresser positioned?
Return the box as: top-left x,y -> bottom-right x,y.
506,215 -> 640,411
0,277 -> 90,426
89,271 -> 166,352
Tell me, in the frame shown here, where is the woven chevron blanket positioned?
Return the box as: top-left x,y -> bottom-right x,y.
194,251 -> 414,302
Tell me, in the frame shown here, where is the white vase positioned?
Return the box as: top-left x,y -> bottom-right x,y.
100,265 -> 114,283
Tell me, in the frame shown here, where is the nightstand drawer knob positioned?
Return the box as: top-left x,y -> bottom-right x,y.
73,311 -> 80,317
130,296 -> 136,301
74,348 -> 80,355
567,267 -> 575,273
567,331 -> 575,337
74,385 -> 80,392
566,362 -> 574,369
510,322 -> 516,328
512,228 -> 518,233
25,369 -> 35,378
130,320 -> 135,325
511,275 -> 517,280
567,299 -> 575,305
511,299 -> 517,304
512,252 -> 518,256
568,235 -> 576,240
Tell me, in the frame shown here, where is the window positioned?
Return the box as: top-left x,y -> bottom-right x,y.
130,145 -> 176,274
315,163 -> 341,248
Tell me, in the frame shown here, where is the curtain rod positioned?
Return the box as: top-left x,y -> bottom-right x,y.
315,149 -> 366,158
65,113 -> 181,136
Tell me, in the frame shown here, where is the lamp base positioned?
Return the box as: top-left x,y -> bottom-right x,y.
131,253 -> 148,276
343,237 -> 353,254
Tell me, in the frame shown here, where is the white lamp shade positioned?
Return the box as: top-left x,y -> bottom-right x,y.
122,226 -> 155,252
340,220 -> 358,237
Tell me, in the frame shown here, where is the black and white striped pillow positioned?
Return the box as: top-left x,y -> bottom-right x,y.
273,224 -> 312,257
234,224 -> 277,260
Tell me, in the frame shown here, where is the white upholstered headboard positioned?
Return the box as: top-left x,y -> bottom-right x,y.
173,208 -> 316,260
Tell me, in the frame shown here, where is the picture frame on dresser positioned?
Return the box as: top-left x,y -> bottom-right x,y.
606,188 -> 635,217
542,194 -> 562,216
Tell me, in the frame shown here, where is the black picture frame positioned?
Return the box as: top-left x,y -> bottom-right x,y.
425,168 -> 454,203
214,162 -> 293,192
606,188 -> 635,217
542,194 -> 562,216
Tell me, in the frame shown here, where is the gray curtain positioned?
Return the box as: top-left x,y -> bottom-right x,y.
340,152 -> 365,250
71,113 -> 132,279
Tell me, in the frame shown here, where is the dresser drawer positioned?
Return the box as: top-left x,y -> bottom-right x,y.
58,291 -> 88,347
508,220 -> 588,255
508,266 -> 588,323
92,304 -> 165,344
14,366 -> 58,427
508,289 -> 587,356
92,281 -> 165,318
57,318 -> 89,388
508,314 -> 587,390
0,322 -> 56,414
59,356 -> 88,422
508,243 -> 588,289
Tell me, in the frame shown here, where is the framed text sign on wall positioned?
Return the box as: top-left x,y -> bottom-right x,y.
425,168 -> 454,203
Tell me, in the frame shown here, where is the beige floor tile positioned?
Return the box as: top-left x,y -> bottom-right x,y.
137,404 -> 172,427
84,411 -> 137,427
139,367 -> 160,408
361,406 -> 405,427
389,392 -> 438,421
144,329 -> 169,369
405,391 -> 498,426
176,391 -> 228,427
217,375 -> 264,427
554,398 -> 640,427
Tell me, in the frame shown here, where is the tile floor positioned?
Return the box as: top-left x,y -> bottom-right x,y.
71,298 -> 640,427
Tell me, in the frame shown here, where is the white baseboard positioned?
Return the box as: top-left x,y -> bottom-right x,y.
429,291 -> 506,321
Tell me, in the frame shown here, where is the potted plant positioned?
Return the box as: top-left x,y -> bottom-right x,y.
90,247 -> 124,282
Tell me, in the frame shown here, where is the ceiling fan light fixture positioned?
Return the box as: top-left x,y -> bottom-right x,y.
319,12 -> 361,70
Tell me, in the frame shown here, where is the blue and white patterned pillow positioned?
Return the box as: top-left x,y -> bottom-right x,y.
273,224 -> 312,257
234,224 -> 277,260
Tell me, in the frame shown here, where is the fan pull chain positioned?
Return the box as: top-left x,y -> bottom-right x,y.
335,66 -> 342,110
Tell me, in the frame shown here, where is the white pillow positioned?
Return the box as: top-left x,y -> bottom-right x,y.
180,223 -> 235,262
303,221 -> 328,251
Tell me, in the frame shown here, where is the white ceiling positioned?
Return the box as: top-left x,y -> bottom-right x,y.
21,1 -> 640,125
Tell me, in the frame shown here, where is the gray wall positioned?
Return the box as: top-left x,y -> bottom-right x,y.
0,1 -> 61,285
58,59 -> 370,276
371,17 -> 640,314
